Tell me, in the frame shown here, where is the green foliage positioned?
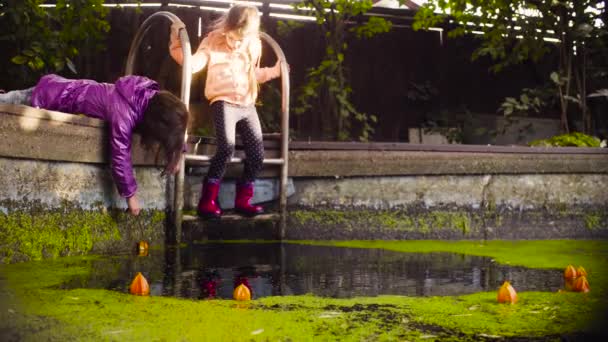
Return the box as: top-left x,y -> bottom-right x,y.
0,0 -> 109,87
291,0 -> 389,141
412,1 -> 608,134
257,82 -> 283,133
412,0 -> 568,70
529,132 -> 602,147
276,20 -> 304,37
500,90 -> 546,117
495,85 -> 556,138
352,16 -> 393,39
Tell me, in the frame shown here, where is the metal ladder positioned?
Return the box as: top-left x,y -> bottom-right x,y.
125,11 -> 290,242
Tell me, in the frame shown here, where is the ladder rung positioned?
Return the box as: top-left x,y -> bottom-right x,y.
262,133 -> 282,140
185,154 -> 285,165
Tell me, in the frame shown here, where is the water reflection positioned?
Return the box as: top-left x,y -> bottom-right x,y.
59,243 -> 563,299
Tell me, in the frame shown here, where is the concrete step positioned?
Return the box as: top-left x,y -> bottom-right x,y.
182,213 -> 281,241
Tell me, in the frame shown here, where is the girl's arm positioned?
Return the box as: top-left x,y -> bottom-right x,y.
109,118 -> 140,214
256,61 -> 283,84
169,22 -> 209,73
251,38 -> 283,84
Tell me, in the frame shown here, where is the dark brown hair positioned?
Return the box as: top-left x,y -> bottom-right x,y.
138,90 -> 189,175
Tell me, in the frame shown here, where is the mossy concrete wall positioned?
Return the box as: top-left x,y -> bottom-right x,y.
286,175 -> 608,239
0,106 -> 171,263
0,157 -> 169,263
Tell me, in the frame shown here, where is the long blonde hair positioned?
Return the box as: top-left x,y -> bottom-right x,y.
213,4 -> 261,97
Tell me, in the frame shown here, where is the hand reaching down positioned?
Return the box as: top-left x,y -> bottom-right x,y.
127,195 -> 141,216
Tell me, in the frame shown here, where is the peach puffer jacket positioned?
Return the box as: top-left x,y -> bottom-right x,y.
170,29 -> 280,106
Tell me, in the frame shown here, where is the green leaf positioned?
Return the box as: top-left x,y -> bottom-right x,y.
11,55 -> 28,65
32,56 -> 45,70
22,49 -> 36,57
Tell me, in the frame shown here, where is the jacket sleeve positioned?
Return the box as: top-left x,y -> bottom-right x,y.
170,32 -> 210,74
251,38 -> 281,84
109,119 -> 137,198
256,65 -> 281,84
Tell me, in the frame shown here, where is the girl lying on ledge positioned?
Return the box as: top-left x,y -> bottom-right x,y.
0,74 -> 189,216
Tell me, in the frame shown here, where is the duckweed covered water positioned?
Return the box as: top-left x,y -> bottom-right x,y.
1,240 -> 607,341
58,242 -> 563,299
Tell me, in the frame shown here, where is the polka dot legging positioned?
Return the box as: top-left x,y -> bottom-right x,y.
207,101 -> 264,183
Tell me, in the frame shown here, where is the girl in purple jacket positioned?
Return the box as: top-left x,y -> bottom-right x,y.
0,74 -> 189,216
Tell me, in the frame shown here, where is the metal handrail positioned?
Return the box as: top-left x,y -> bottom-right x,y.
259,31 -> 290,238
125,11 -> 192,241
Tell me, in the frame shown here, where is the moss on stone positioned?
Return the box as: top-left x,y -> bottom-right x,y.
0,210 -> 120,263
290,205 -> 608,239
0,203 -> 167,263
182,209 -> 197,217
291,209 -> 475,236
584,213 -> 602,230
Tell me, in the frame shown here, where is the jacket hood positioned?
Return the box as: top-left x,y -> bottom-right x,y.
114,75 -> 160,123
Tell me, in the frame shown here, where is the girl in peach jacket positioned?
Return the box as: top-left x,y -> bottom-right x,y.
169,4 -> 283,218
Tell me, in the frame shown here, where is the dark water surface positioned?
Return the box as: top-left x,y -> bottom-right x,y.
59,242 -> 563,299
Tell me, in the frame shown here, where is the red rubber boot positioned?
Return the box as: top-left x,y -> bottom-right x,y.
234,182 -> 263,217
197,179 -> 222,219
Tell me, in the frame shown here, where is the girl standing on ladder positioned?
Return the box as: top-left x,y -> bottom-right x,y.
169,4 -> 284,218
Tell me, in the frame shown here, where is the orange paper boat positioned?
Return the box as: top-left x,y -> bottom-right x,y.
233,284 -> 251,301
130,272 -> 150,296
497,281 -> 518,304
573,276 -> 590,293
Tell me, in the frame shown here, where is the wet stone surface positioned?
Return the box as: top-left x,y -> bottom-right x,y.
58,243 -> 564,299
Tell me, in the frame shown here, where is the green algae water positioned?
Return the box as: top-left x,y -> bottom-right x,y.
56,243 -> 563,299
1,240 -> 607,341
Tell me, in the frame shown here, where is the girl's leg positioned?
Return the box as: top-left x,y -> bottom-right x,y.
0,87 -> 35,105
198,101 -> 238,218
207,101 -> 238,180
236,106 -> 264,183
234,106 -> 264,216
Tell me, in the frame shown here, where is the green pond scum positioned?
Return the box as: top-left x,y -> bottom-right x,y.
1,240 -> 607,341
0,206 -> 166,263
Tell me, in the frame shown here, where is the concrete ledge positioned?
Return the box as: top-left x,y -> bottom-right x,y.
3,105 -> 607,176
287,150 -> 608,176
0,104 -> 160,165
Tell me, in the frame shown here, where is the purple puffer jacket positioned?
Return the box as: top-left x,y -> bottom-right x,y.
32,74 -> 160,198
